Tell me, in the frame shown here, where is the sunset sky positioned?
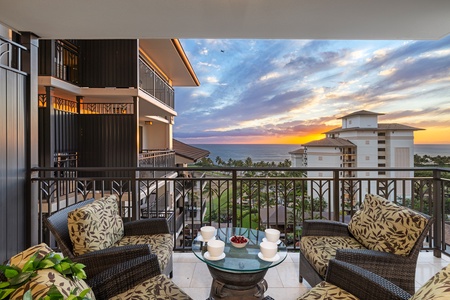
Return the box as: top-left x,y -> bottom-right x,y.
173,37 -> 450,145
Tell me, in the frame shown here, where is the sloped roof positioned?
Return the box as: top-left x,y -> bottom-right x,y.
327,123 -> 424,133
338,110 -> 384,119
303,137 -> 355,147
289,148 -> 306,155
173,139 -> 210,162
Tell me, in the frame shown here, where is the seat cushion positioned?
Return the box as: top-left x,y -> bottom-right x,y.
7,244 -> 95,300
299,236 -> 365,277
296,281 -> 360,300
115,233 -> 173,272
410,264 -> 450,300
348,194 -> 429,256
68,195 -> 124,256
109,274 -> 192,300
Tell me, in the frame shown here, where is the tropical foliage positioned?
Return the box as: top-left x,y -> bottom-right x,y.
0,251 -> 89,300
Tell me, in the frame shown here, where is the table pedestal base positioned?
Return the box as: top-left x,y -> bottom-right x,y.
207,265 -> 268,299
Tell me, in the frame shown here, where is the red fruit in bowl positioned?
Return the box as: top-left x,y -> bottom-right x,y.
231,235 -> 247,243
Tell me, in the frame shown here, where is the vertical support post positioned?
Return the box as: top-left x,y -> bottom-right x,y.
232,169 -> 238,227
131,96 -> 139,221
433,169 -> 442,258
22,32 -> 39,246
332,170 -> 340,221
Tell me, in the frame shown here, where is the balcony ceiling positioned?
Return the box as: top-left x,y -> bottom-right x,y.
1,0 -> 449,41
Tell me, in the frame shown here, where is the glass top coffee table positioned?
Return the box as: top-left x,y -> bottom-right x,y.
192,227 -> 287,299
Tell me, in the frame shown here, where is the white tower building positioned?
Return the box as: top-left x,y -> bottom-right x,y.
291,110 -> 423,207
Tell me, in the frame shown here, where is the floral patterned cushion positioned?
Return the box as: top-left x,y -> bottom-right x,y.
410,264 -> 450,300
109,274 -> 192,300
8,243 -> 53,267
348,194 -> 428,256
68,195 -> 124,256
299,236 -> 365,277
7,244 -> 95,300
115,233 -> 173,272
296,281 -> 360,300
10,269 -> 95,300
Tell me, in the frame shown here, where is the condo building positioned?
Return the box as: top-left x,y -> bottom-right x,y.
290,110 -> 422,205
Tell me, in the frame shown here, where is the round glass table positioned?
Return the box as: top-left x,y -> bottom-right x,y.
192,227 -> 287,299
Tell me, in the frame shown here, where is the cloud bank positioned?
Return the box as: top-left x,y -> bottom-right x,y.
174,37 -> 450,144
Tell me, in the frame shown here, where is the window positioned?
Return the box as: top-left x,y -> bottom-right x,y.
378,140 -> 386,144
378,163 -> 386,167
318,172 -> 323,177
366,172 -> 370,176
378,132 -> 386,136
365,140 -> 370,145
378,156 -> 386,159
365,156 -> 370,160
318,156 -> 323,161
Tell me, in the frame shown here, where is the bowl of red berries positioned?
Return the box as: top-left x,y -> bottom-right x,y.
230,235 -> 249,248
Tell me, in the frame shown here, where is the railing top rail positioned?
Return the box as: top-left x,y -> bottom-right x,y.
0,35 -> 27,50
30,166 -> 450,174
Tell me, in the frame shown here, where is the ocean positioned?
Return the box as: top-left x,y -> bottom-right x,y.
193,144 -> 450,163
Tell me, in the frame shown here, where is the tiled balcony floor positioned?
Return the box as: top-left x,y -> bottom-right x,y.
172,251 -> 450,300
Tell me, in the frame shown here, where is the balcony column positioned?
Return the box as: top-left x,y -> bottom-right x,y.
41,86 -> 55,169
22,32 -> 40,247
131,96 -> 139,220
433,169 -> 443,257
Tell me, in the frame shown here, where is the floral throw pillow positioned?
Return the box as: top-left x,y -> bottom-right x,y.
68,195 -> 124,256
348,194 -> 428,255
5,243 -> 95,300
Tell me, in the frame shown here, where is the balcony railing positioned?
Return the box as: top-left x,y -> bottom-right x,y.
31,166 -> 450,256
139,59 -> 174,109
0,36 -> 26,73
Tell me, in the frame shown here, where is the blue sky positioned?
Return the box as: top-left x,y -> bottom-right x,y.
174,37 -> 450,145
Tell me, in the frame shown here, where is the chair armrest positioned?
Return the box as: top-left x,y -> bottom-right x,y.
302,220 -> 350,237
87,254 -> 161,299
124,218 -> 170,236
72,244 -> 152,278
335,248 -> 410,269
326,260 -> 411,300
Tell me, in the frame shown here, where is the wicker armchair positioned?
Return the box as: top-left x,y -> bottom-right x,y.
299,194 -> 433,294
298,259 -> 411,300
87,254 -> 192,299
44,197 -> 173,278
298,259 -> 450,300
1,243 -> 191,300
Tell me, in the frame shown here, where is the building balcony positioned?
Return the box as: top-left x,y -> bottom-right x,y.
139,59 -> 174,109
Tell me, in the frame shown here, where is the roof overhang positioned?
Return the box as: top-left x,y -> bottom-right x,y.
139,39 -> 199,86
1,0 -> 449,40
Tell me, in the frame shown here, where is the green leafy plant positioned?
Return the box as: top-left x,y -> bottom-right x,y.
0,250 -> 90,300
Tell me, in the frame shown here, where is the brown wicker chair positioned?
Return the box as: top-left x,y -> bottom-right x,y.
298,259 -> 450,300
87,254 -> 192,299
1,244 -> 190,300
44,198 -> 173,278
299,194 -> 433,295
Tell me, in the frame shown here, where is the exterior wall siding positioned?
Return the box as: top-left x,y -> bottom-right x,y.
78,40 -> 138,88
78,114 -> 137,168
0,67 -> 27,262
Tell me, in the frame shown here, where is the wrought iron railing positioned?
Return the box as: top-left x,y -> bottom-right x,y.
31,166 -> 450,255
54,40 -> 79,84
0,36 -> 26,73
139,59 -> 174,108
